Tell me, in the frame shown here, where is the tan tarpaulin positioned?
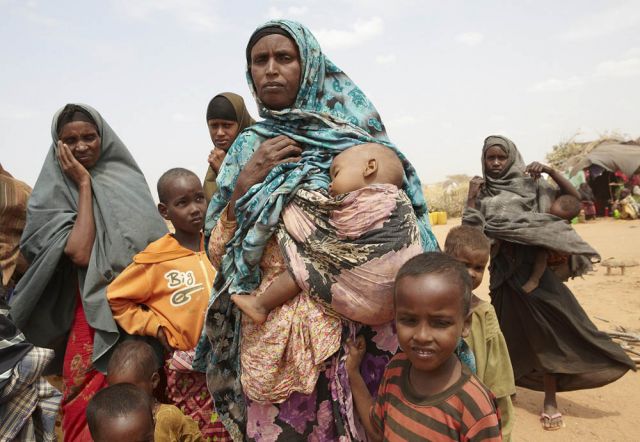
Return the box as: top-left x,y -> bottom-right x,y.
570,143 -> 640,177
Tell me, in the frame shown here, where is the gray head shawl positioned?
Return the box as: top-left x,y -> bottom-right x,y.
9,104 -> 167,372
463,135 -> 599,275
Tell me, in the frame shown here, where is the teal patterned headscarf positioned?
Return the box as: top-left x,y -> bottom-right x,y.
204,19 -> 437,296
195,20 -> 439,435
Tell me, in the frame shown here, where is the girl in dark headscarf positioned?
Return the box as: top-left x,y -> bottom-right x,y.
10,104 -> 167,440
203,93 -> 255,201
463,135 -> 635,431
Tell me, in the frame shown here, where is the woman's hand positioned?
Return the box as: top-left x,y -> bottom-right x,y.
57,141 -> 91,186
526,161 -> 581,199
208,148 -> 227,175
59,140 -> 95,267
235,135 -> 302,194
524,161 -> 551,179
466,176 -> 484,207
345,335 -> 366,375
227,135 -> 301,221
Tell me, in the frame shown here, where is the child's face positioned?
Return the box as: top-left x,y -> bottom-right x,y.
329,149 -> 367,196
450,247 -> 488,291
158,175 -> 207,235
395,273 -> 471,375
95,409 -> 154,442
107,367 -> 158,397
207,118 -> 240,152
484,146 -> 509,178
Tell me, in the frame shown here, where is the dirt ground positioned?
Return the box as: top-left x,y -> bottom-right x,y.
431,217 -> 640,441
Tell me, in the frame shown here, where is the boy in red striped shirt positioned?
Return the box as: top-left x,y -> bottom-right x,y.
347,252 -> 502,441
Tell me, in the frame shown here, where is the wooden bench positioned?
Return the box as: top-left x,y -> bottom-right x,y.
601,258 -> 639,275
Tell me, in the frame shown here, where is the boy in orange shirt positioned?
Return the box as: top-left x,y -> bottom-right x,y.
107,168 -> 229,439
107,167 -> 213,352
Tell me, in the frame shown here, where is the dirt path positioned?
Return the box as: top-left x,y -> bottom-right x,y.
431,217 -> 640,441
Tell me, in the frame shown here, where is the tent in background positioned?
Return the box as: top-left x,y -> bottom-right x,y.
547,137 -> 640,216
569,143 -> 640,178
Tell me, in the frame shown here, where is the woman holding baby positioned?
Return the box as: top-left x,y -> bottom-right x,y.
196,19 -> 438,440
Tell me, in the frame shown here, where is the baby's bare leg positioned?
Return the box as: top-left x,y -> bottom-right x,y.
523,248 -> 548,294
231,271 -> 300,324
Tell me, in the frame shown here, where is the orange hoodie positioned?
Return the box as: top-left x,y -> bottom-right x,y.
107,233 -> 215,351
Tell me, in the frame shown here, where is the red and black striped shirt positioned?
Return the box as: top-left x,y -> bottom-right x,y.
371,352 -> 502,441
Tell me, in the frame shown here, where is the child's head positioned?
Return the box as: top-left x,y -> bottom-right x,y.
550,194 -> 581,221
86,383 -> 154,442
444,225 -> 490,291
329,143 -> 404,196
157,168 -> 207,234
394,252 -> 472,374
106,340 -> 160,396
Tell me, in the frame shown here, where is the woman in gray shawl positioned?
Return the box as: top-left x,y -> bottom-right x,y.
9,104 -> 167,440
463,135 -> 635,431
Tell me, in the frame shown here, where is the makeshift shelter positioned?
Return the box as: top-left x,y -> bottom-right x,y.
549,139 -> 640,216
569,143 -> 640,179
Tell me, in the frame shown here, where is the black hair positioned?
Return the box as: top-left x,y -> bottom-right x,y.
553,194 -> 581,220
86,383 -> 153,440
107,340 -> 160,382
56,104 -> 98,137
395,252 -> 472,316
444,225 -> 490,257
156,167 -> 199,203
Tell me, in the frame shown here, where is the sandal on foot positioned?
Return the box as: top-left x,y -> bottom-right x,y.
540,412 -> 565,431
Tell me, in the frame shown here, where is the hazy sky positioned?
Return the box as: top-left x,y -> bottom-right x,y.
2,0 -> 639,192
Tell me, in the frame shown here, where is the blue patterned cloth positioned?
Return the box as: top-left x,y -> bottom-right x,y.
194,20 -> 440,436
457,338 -> 476,374
203,19 -> 437,298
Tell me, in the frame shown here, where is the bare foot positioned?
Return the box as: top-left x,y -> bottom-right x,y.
522,279 -> 538,294
230,294 -> 269,324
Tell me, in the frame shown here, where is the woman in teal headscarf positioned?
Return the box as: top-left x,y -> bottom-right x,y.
196,20 -> 438,440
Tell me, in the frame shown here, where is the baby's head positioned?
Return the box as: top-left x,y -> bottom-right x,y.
86,383 -> 154,442
394,252 -> 472,374
329,143 -> 404,196
157,167 -> 207,235
106,340 -> 160,396
444,225 -> 490,291
550,194 -> 581,221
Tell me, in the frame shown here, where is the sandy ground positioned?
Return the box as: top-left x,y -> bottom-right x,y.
431,217 -> 640,441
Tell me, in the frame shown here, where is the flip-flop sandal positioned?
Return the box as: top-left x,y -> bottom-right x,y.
540,412 -> 565,431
